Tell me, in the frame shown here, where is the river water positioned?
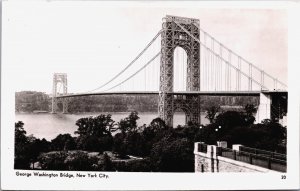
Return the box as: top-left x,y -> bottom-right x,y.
15,112 -> 209,141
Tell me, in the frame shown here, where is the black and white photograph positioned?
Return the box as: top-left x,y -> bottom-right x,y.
1,0 -> 300,190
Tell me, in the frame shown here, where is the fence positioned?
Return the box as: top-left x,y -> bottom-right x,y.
239,146 -> 286,161
219,147 -> 286,172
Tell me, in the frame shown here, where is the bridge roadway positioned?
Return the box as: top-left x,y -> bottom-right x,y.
56,90 -> 287,98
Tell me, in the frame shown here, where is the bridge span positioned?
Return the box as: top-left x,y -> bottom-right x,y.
56,90 -> 287,98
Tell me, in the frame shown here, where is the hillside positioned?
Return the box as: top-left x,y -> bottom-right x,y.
15,91 -> 259,113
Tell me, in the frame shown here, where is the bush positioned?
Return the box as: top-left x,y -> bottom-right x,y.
113,159 -> 151,172
38,151 -> 68,170
38,151 -> 114,171
97,153 -> 114,171
64,151 -> 94,171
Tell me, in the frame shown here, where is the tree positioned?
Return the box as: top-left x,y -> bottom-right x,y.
244,104 -> 257,116
244,104 -> 257,125
15,121 -> 30,169
215,111 -> 246,128
75,114 -> 116,152
150,136 -> 194,172
194,123 -> 219,145
143,118 -> 168,142
123,131 -> 146,157
15,121 -> 52,169
51,134 -> 76,151
113,116 -> 169,158
259,119 -> 286,151
15,121 -> 27,144
174,125 -> 200,145
113,131 -> 146,157
75,114 -> 117,137
26,137 -> 51,169
118,111 -> 140,134
205,105 -> 220,124
149,117 -> 168,131
113,132 -> 127,158
139,118 -> 175,156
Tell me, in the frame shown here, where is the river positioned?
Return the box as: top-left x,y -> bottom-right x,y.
15,112 -> 209,141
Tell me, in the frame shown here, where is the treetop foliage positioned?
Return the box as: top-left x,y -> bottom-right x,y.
75,114 -> 117,137
15,107 -> 286,172
117,111 -> 140,134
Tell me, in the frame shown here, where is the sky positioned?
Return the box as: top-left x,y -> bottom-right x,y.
3,1 -> 288,94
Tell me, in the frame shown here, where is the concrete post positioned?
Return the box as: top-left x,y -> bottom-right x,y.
232,144 -> 243,151
217,141 -> 227,148
194,142 -> 199,153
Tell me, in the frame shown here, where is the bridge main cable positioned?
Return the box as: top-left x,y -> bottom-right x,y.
86,30 -> 162,93
104,52 -> 161,92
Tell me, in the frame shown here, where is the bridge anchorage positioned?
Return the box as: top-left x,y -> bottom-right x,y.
51,73 -> 68,114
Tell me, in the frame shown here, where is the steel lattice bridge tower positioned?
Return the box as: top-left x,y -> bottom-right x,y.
52,73 -> 68,114
159,16 -> 201,126
52,15 -> 288,127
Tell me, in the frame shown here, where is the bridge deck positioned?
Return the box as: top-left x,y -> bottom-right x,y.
56,90 -> 287,98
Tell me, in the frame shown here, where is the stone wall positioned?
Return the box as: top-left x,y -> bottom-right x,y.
194,153 -> 210,172
217,157 -> 261,172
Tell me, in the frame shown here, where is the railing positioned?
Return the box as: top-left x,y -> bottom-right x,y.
219,147 -> 286,172
198,143 -> 208,153
239,146 -> 286,161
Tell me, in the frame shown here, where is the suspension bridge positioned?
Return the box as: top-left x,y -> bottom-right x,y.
52,15 -> 288,127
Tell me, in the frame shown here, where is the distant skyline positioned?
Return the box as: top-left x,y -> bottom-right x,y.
3,1 -> 288,94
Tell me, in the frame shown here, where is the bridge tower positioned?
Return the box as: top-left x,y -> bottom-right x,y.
159,15 -> 201,127
51,73 -> 68,114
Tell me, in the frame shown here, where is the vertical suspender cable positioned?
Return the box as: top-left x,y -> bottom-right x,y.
249,64 -> 252,91
228,50 -> 231,91
211,38 -> 215,90
220,45 -> 223,91
237,57 -> 241,90
215,43 -> 218,90
204,33 -> 207,91
274,78 -> 277,90
175,21 -> 268,91
208,39 -> 210,91
144,55 -> 147,90
182,48 -> 185,90
132,75 -> 134,91
261,70 -> 264,90
225,49 -> 228,91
